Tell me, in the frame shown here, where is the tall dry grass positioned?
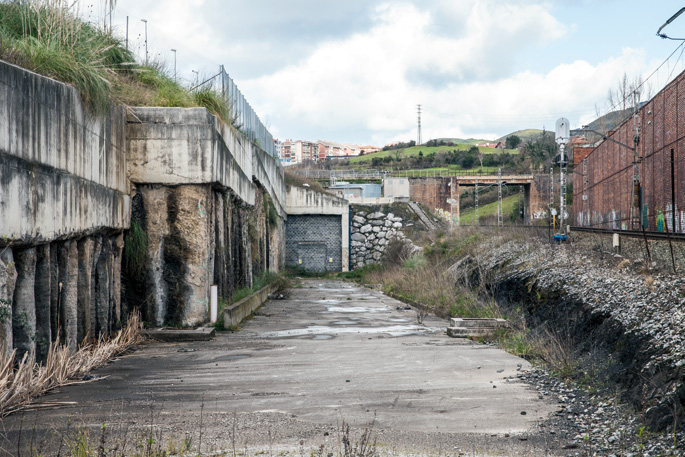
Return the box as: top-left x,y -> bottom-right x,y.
0,312 -> 142,417
0,0 -> 134,114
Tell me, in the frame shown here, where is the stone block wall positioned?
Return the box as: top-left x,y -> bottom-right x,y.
350,209 -> 407,268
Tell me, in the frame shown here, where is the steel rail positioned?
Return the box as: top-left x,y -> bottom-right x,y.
570,226 -> 685,242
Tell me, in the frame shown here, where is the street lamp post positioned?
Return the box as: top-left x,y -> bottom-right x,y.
171,49 -> 177,82
141,19 -> 148,66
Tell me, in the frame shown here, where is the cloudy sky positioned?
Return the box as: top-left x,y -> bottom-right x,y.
107,1 -> 685,146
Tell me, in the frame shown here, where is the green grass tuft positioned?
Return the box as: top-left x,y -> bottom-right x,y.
123,220 -> 148,278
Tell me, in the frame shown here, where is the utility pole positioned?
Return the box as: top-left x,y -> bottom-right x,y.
475,177 -> 479,225
417,104 -> 422,146
497,168 -> 503,227
125,16 -> 129,50
141,19 -> 148,66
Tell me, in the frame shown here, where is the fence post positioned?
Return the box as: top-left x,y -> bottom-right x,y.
220,65 -> 225,99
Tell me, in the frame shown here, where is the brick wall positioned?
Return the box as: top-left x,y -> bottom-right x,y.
573,70 -> 685,232
285,215 -> 343,272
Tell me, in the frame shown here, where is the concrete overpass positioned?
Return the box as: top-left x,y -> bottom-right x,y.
290,169 -> 549,225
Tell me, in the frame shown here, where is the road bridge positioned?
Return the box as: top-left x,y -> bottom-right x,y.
291,169 -> 546,225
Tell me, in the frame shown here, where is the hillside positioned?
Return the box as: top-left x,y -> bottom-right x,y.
459,194 -> 520,225
496,129 -> 551,143
349,144 -> 518,164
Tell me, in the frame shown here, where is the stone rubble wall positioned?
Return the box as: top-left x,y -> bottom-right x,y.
350,209 -> 406,268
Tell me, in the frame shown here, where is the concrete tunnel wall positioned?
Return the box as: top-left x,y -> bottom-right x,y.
0,60 -> 129,357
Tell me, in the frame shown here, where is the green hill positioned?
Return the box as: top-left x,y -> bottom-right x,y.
349,144 -> 518,164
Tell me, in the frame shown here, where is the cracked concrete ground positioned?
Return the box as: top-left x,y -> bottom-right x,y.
1,279 -> 564,456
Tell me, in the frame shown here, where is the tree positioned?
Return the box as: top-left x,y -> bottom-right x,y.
393,148 -> 403,162
505,135 -> 521,149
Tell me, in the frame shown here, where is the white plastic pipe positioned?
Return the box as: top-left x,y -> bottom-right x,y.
210,285 -> 218,324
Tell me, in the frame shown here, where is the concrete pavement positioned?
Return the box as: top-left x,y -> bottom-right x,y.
1,279 -> 562,456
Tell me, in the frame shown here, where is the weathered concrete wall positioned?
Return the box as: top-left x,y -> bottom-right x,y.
125,183 -> 280,327
1,234 -> 123,357
0,60 -> 129,357
127,107 -> 286,218
409,178 -> 452,214
0,60 -> 129,244
285,186 -> 350,272
125,107 -> 286,326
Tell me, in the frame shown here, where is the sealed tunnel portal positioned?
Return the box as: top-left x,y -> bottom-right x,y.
285,215 -> 343,272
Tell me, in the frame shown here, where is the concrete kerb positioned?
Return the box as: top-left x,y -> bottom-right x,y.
223,283 -> 281,329
447,318 -> 508,338
143,326 -> 216,342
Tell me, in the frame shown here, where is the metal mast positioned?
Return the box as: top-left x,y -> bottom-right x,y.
582,158 -> 589,226
417,104 -> 422,145
630,90 -> 642,229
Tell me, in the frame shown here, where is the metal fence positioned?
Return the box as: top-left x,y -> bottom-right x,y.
290,168 -> 529,180
193,65 -> 275,158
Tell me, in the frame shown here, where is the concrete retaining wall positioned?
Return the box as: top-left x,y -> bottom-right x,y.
0,60 -> 129,357
0,60 -> 129,244
223,283 -> 280,329
124,107 -> 286,326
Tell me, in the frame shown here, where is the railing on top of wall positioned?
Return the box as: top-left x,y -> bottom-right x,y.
192,65 -> 275,158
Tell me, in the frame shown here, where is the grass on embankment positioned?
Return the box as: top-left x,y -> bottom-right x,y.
348,144 -> 518,163
0,0 -> 234,123
459,194 -> 520,225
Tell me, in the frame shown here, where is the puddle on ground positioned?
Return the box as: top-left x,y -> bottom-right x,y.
331,320 -> 359,325
263,325 -> 443,338
214,354 -> 251,362
311,334 -> 334,340
388,318 -> 410,323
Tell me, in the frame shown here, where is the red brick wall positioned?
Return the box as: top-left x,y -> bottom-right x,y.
573,70 -> 685,232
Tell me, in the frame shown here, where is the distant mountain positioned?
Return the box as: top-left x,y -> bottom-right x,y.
586,107 -> 634,133
496,129 -> 551,144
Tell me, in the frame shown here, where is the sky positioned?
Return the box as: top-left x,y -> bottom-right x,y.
102,1 -> 685,146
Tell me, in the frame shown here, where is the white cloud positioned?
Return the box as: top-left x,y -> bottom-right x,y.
245,1 -> 655,144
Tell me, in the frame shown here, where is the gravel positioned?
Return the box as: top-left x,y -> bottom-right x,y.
475,235 -> 685,456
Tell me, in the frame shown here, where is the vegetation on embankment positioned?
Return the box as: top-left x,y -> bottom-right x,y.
0,0 -> 233,123
347,227 -> 685,433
